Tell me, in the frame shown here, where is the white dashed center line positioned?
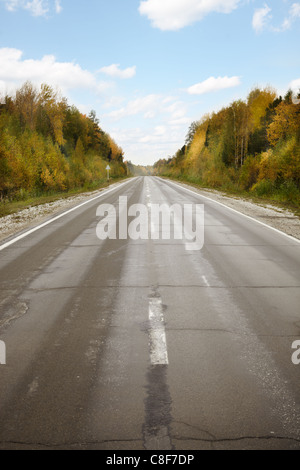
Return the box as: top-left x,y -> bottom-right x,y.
148,297 -> 169,366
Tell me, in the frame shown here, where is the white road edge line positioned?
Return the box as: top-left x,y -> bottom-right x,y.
149,297 -> 169,366
158,177 -> 300,245
0,178 -> 135,252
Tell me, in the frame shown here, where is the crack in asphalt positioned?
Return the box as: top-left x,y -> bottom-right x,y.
0,439 -> 142,449
172,435 -> 300,444
3,285 -> 297,292
1,435 -> 300,449
172,420 -> 217,441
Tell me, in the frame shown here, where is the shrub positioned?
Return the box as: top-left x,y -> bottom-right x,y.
251,179 -> 276,197
279,180 -> 300,203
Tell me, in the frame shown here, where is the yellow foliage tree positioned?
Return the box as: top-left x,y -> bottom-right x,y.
248,88 -> 277,131
267,101 -> 300,146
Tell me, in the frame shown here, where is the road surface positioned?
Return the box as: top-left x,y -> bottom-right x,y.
0,176 -> 300,450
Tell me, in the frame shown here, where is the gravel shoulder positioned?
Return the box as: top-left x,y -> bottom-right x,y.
166,179 -> 300,241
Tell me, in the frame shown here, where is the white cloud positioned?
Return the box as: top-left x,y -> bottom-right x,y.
165,101 -> 186,118
25,0 -> 48,16
105,94 -> 191,165
1,0 -> 62,16
99,64 -> 136,80
0,48 -> 111,96
168,116 -> 191,126
187,76 -> 241,95
106,94 -> 188,125
253,2 -> 300,33
279,2 -> 300,30
109,124 -> 188,165
290,78 -> 300,90
3,0 -> 22,11
102,96 -> 125,109
54,0 -> 62,14
290,2 -> 300,18
154,125 -> 167,136
107,95 -> 161,120
139,0 -> 241,31
252,4 -> 272,33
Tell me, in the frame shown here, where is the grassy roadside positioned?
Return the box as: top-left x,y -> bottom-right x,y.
160,175 -> 300,217
0,177 -> 130,219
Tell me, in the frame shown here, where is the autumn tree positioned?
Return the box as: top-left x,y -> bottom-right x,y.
37,84 -> 67,146
247,88 -> 277,155
267,99 -> 300,146
154,85 -> 300,202
15,81 -> 39,131
185,121 -> 202,146
0,82 -> 126,200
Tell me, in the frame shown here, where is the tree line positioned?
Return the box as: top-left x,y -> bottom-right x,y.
154,88 -> 300,204
125,161 -> 153,176
0,82 -> 126,200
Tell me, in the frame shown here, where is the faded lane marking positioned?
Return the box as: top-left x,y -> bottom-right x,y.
148,297 -> 169,366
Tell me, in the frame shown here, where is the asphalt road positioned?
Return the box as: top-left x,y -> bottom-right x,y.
0,176 -> 300,450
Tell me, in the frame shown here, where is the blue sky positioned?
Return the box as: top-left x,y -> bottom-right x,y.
0,0 -> 299,165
